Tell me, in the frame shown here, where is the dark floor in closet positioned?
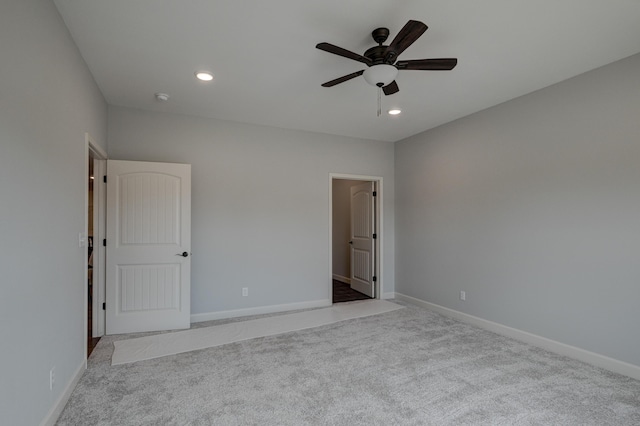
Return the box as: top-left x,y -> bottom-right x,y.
332,279 -> 371,303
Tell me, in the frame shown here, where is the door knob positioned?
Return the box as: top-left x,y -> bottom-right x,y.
349,241 -> 353,245
176,251 -> 189,257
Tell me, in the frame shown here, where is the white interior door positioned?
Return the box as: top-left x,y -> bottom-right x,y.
350,181 -> 375,298
106,160 -> 191,334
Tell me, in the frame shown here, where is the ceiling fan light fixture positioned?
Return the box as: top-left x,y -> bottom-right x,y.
363,64 -> 398,87
195,71 -> 214,81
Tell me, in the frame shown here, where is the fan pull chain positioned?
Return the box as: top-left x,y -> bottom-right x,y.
377,87 -> 382,117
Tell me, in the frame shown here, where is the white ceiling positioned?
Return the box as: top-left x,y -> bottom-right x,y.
54,0 -> 640,142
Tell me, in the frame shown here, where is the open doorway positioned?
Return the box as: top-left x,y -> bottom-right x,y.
86,134 -> 106,358
87,157 -> 99,355
330,175 -> 382,304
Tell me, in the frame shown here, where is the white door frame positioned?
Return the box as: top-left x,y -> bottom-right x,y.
329,173 -> 383,301
85,133 -> 107,363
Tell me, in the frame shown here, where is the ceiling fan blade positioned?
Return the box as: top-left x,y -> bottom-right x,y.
396,58 -> 458,70
316,43 -> 372,66
382,81 -> 399,96
384,20 -> 428,63
321,70 -> 365,87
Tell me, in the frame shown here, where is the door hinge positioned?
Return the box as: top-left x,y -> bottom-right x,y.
102,303 -> 106,310
103,175 -> 107,183
373,233 -> 377,239
102,239 -> 106,247
372,191 -> 377,197
372,276 -> 377,282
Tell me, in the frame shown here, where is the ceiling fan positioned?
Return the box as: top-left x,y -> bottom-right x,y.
316,20 -> 457,96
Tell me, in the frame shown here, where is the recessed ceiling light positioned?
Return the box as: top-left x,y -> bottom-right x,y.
388,109 -> 401,115
195,71 -> 214,81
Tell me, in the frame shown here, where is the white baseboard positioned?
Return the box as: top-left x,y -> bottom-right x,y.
191,299 -> 332,323
394,292 -> 640,381
40,359 -> 85,426
381,292 -> 395,300
332,274 -> 351,284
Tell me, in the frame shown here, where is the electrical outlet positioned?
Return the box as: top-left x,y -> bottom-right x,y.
460,291 -> 466,301
49,367 -> 55,390
242,287 -> 248,297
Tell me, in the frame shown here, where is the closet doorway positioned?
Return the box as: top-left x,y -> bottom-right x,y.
330,175 -> 382,303
86,134 -> 106,357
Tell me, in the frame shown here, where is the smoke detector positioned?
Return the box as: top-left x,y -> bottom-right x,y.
155,92 -> 169,102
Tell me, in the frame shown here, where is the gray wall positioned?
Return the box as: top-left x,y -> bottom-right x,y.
395,53 -> 640,367
108,107 -> 395,314
0,0 -> 107,424
332,179 -> 362,280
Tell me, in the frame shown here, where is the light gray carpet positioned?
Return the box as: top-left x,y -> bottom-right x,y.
57,301 -> 640,425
